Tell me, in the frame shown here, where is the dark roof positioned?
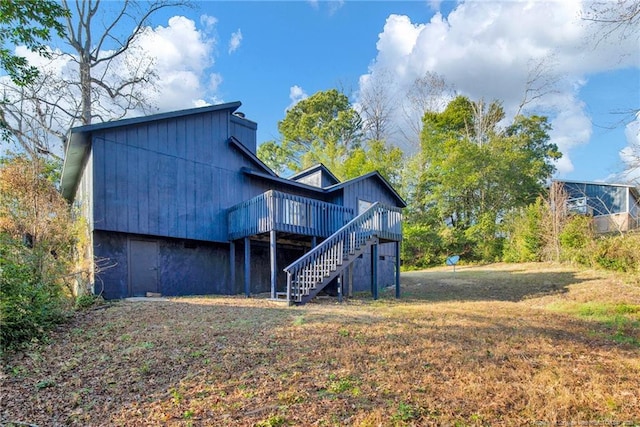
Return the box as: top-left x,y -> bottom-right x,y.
242,168 -> 407,208
60,101 -> 243,201
288,163 -> 340,186
242,168 -> 327,193
553,179 -> 639,189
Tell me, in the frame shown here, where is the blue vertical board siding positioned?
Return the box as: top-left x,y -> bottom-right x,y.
230,116 -> 257,153
115,132 -> 128,231
90,107 -> 385,244
186,159 -> 196,238
127,143 -> 138,233
103,132 -> 117,231
137,135 -> 149,235
146,125 -> 159,234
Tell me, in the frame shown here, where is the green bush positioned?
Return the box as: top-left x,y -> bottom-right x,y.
502,200 -> 545,263
0,235 -> 70,350
401,223 -> 444,269
559,215 -> 596,266
594,233 -> 640,273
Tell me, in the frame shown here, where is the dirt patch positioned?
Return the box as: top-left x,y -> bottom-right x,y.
2,263 -> 639,426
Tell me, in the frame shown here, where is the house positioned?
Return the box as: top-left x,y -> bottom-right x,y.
60,101 -> 405,304
552,179 -> 640,234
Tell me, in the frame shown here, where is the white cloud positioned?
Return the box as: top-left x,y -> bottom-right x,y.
200,14 -> 218,32
307,0 -> 344,15
228,29 -> 243,54
0,15 -> 222,157
128,16 -> 219,111
619,113 -> 640,183
359,0 -> 639,176
287,85 -> 308,111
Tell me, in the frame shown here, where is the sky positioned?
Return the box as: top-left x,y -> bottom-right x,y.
5,0 -> 640,183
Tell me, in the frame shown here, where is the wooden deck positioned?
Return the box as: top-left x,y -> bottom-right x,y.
227,190 -> 354,240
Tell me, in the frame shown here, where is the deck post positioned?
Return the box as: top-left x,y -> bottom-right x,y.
348,264 -> 353,297
244,237 -> 250,297
371,244 -> 378,300
311,236 -> 317,248
337,275 -> 343,303
230,241 -> 235,291
395,241 -> 401,299
270,229 -> 277,299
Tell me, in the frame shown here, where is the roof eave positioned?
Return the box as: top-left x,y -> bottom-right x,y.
60,130 -> 91,202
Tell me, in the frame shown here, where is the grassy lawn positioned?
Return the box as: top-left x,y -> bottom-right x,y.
1,263 -> 639,426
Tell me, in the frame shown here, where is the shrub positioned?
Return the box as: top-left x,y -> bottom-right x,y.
559,215 -> 596,266
0,155 -> 82,350
594,233 -> 640,273
401,223 -> 443,269
0,235 -> 69,349
502,200 -> 545,263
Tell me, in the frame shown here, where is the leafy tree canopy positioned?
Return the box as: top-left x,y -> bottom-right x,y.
0,0 -> 68,86
259,89 -> 363,175
412,95 -> 561,260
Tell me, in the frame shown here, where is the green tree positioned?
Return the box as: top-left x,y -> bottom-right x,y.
262,89 -> 363,175
341,139 -> 404,188
257,140 -> 290,175
0,0 -> 68,86
411,95 -> 561,263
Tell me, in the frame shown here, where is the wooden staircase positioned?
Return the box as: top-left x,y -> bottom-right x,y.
283,202 -> 397,305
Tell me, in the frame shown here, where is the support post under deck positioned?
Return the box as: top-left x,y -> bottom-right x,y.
244,237 -> 250,297
230,241 -> 235,291
270,229 -> 277,299
371,243 -> 378,300
395,241 -> 401,299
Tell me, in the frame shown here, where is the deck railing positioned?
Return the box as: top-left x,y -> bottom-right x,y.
284,202 -> 402,302
228,190 -> 354,240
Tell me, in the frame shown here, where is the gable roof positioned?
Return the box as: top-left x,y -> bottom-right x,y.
60,101 -> 243,201
288,163 -> 340,186
325,171 -> 407,207
242,167 -> 406,208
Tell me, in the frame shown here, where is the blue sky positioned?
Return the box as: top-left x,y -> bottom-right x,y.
170,0 -> 638,182
6,0 -> 640,182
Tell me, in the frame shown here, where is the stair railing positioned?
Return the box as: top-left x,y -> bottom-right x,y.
284,202 -> 401,302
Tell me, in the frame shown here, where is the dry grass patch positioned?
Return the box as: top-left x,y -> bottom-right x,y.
1,263 -> 639,426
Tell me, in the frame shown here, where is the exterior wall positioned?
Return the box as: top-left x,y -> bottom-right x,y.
230,115 -> 257,153
349,242 -> 398,292
294,170 -> 324,188
340,178 -> 400,214
93,230 -> 308,299
94,231 -> 235,299
90,109 -> 270,243
593,213 -> 637,234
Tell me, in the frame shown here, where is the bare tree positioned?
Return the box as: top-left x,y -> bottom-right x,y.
400,71 -> 453,149
581,0 -> 640,45
515,56 -> 561,117
469,99 -> 504,146
1,0 -> 188,157
357,69 -> 398,142
543,181 -> 569,262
